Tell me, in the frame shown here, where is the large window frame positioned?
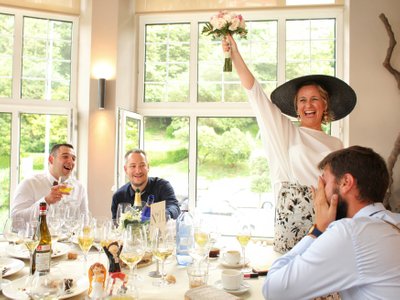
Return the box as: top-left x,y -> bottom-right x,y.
0,7 -> 78,219
136,8 -> 344,215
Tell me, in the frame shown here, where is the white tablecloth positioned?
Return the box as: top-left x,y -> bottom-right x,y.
0,237 -> 280,300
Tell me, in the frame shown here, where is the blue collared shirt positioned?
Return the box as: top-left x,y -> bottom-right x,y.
263,203 -> 400,300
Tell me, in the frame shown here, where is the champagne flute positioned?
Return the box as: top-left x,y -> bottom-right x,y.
236,224 -> 252,273
77,215 -> 94,274
20,222 -> 39,275
151,227 -> 175,287
119,224 -> 145,297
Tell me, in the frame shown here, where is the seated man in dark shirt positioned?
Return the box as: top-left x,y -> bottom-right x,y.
111,149 -> 180,220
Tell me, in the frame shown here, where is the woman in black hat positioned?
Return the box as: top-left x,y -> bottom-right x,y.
222,35 -> 356,254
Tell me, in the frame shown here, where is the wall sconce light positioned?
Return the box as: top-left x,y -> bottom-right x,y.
98,78 -> 106,109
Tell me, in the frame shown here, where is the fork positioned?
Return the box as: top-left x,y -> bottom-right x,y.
2,267 -> 10,276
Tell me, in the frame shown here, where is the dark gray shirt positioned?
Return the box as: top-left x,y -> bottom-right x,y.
111,177 -> 180,220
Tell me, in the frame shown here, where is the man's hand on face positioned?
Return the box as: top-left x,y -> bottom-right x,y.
311,176 -> 338,232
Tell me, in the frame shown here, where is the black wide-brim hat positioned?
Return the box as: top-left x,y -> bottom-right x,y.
270,74 -> 357,121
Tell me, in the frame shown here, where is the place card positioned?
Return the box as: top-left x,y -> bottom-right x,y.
150,200 -> 166,235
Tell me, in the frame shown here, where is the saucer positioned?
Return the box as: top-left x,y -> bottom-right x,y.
0,279 -> 11,292
220,258 -> 250,268
214,280 -> 250,295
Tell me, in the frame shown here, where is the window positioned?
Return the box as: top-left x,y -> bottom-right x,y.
144,23 -> 190,102
0,112 -> 11,225
135,8 -> 343,238
21,17 -> 73,101
116,109 -> 143,189
0,7 -> 78,232
0,13 -> 13,98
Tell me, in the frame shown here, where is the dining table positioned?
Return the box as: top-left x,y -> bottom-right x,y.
0,235 -> 281,300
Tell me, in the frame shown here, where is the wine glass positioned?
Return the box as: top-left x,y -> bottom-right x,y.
119,224 -> 145,297
3,217 -> 24,245
64,205 -> 80,243
58,176 -> 74,203
20,222 -> 39,275
77,214 -> 94,274
151,227 -> 175,287
47,204 -> 65,245
236,224 -> 253,273
189,224 -> 211,266
93,216 -> 108,258
27,267 -> 65,300
116,202 -> 132,225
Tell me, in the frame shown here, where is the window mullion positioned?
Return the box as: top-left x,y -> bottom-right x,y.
277,16 -> 286,84
12,12 -> 23,100
189,20 -> 198,104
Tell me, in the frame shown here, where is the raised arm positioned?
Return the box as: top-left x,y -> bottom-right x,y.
222,34 -> 255,90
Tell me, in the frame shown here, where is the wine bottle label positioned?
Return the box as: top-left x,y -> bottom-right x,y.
36,244 -> 51,251
35,250 -> 51,273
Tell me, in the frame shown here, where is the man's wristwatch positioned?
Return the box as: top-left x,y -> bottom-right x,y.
307,224 -> 323,238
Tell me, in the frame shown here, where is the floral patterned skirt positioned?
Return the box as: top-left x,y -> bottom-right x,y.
273,181 -> 341,300
273,181 -> 314,254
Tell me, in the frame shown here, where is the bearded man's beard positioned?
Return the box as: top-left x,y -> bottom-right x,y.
334,189 -> 348,220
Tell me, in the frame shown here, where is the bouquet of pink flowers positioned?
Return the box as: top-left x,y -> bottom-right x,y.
202,10 -> 248,72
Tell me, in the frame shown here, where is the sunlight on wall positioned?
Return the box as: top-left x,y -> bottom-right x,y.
0,0 -> 80,14
135,0 -> 343,13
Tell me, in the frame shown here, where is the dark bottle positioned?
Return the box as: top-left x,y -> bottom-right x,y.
32,202 -> 51,275
141,194 -> 155,222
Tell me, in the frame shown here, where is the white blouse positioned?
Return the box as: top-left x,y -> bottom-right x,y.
246,80 -> 343,189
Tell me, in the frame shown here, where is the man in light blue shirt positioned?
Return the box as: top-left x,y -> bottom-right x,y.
263,146 -> 400,300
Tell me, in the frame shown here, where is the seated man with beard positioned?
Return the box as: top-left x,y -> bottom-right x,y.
263,145 -> 400,300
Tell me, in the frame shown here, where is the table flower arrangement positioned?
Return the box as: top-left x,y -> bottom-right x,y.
118,208 -> 148,232
202,10 -> 248,72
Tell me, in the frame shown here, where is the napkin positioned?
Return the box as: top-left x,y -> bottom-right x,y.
184,285 -> 240,300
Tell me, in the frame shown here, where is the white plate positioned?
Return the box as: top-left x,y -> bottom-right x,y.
220,258 -> 250,268
2,275 -> 89,299
6,242 -> 70,259
0,279 -> 11,292
214,280 -> 250,295
0,257 -> 25,277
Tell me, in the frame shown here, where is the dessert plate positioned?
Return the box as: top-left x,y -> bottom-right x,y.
0,257 -> 25,277
2,275 -> 89,299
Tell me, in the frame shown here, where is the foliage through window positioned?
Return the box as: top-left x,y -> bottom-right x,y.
138,10 -> 341,238
0,8 -> 76,232
22,17 -> 73,101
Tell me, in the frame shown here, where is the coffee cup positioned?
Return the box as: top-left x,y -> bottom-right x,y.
221,269 -> 242,290
222,250 -> 241,265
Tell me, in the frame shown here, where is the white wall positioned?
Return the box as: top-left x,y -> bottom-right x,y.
348,0 -> 400,211
78,0 -> 136,218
